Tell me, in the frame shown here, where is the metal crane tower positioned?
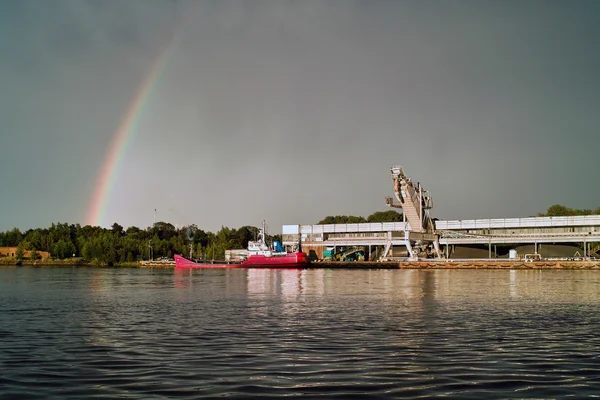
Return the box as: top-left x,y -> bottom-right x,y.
385,166 -> 442,260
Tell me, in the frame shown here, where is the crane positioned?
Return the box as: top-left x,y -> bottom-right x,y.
385,165 -> 442,260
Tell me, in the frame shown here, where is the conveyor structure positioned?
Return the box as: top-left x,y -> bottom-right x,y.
385,165 -> 442,260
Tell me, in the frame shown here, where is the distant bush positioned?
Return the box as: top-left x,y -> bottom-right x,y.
538,205 -> 600,217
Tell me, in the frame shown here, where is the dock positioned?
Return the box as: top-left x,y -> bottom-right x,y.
310,260 -> 600,269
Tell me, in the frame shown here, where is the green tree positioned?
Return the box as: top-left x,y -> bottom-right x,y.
15,244 -> 24,261
539,205 -> 572,217
318,215 -> 367,224
101,232 -> 118,265
195,243 -> 203,259
52,239 -> 68,259
232,226 -> 258,249
539,205 -> 598,217
367,210 -> 404,222
81,242 -> 92,261
65,240 -> 76,258
5,228 -> 23,246
152,222 -> 176,241
111,223 -> 124,237
126,225 -> 142,236
193,228 -> 209,247
52,238 -> 76,259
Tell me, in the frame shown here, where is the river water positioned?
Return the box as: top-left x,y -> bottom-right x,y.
1,266 -> 599,399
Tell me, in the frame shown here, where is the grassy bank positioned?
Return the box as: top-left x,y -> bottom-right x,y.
0,258 -> 142,267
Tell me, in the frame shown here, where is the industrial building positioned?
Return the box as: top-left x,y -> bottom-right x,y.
282,166 -> 600,261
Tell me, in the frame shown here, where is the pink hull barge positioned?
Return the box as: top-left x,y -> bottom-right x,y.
174,254 -> 241,269
175,220 -> 309,269
241,251 -> 309,268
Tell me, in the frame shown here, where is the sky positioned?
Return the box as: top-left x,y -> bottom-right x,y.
1,0 -> 599,234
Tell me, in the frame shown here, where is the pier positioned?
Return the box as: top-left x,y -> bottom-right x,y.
309,259 -> 600,269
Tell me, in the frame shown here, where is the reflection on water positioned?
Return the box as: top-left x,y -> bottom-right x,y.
1,266 -> 600,399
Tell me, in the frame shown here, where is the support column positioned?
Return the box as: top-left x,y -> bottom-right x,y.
404,230 -> 416,260
433,239 -> 442,259
405,241 -> 415,260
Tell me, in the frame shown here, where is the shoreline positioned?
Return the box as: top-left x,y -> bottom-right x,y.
2,259 -> 600,269
312,260 -> 600,269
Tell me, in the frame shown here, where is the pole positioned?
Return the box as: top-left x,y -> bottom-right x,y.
419,185 -> 423,230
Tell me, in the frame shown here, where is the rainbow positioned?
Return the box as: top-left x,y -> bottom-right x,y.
85,35 -> 178,227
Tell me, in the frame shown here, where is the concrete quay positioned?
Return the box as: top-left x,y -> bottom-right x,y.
310,260 -> 600,269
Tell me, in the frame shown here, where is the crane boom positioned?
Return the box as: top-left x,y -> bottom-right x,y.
385,165 -> 441,260
386,166 -> 435,233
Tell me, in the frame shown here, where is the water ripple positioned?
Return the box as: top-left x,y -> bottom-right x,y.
2,267 -> 600,398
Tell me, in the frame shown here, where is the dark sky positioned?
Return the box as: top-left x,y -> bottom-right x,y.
1,0 -> 599,233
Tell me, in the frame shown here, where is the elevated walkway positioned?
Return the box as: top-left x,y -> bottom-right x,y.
282,215 -> 600,260
436,215 -> 600,245
435,215 -> 600,230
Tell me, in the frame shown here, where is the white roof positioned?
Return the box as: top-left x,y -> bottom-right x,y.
435,215 -> 600,230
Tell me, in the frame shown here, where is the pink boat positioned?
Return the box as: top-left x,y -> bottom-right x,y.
175,221 -> 309,269
174,254 -> 241,269
240,220 -> 309,268
241,251 -> 309,268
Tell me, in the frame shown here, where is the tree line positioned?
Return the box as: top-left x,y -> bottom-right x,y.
318,210 -> 404,224
537,204 -> 600,217
0,222 -> 266,265
318,204 -> 600,223
0,211 -> 405,264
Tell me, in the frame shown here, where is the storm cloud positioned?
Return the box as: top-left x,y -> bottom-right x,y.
1,0 -> 599,232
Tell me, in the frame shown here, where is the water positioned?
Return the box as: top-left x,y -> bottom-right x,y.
1,267 -> 600,399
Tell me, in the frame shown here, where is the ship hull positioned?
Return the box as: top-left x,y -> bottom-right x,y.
174,254 -> 241,269
241,252 -> 309,268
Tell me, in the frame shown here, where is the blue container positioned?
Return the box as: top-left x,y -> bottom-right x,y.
274,241 -> 284,253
